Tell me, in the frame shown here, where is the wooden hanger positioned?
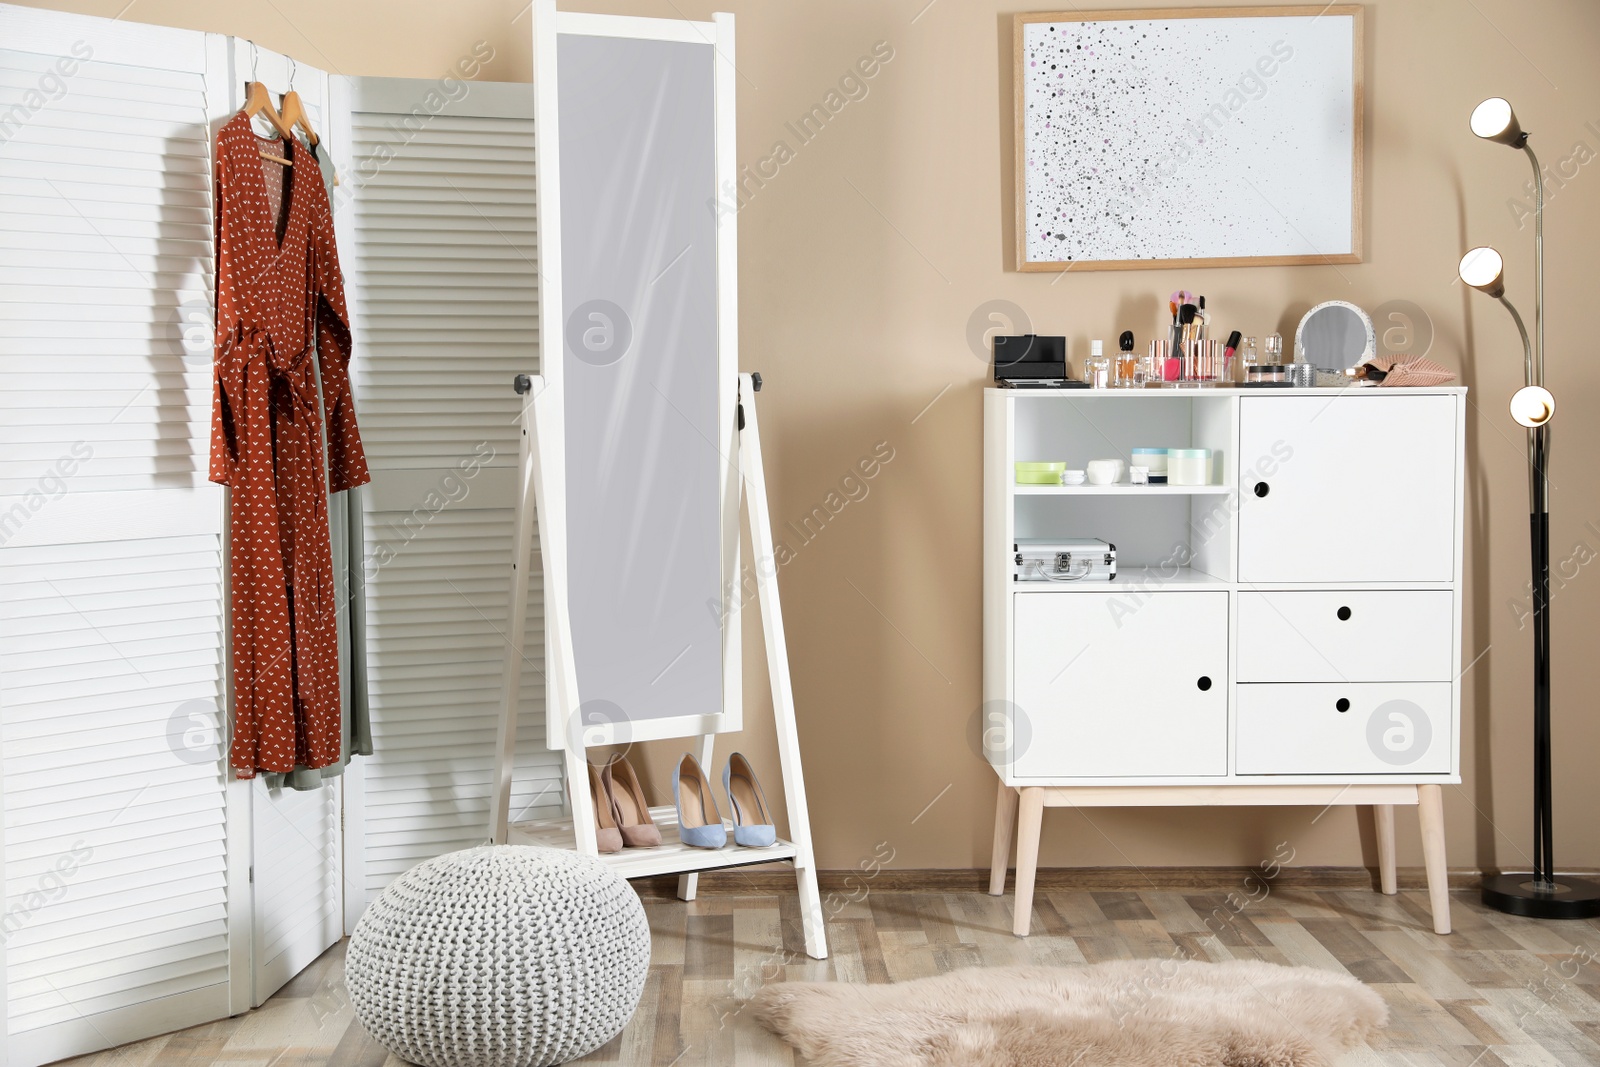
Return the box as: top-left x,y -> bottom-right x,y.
278,58 -> 318,148
277,89 -> 318,147
278,86 -> 341,185
278,60 -> 340,186
243,80 -> 294,166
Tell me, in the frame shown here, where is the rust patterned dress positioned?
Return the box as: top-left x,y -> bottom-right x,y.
209,112 -> 370,778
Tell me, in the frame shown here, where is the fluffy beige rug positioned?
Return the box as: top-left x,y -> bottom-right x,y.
750,959 -> 1386,1067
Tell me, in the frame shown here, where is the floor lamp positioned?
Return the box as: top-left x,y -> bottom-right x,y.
1460,98 -> 1600,919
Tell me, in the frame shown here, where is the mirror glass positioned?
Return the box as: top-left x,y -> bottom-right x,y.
557,32 -> 725,728
1295,301 -> 1375,369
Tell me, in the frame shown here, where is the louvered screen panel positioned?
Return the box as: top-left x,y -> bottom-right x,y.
0,535 -> 227,1060
0,12 -> 233,1065
358,497 -> 558,891
0,49 -> 213,496
251,776 -> 340,992
346,78 -> 559,901
347,114 -> 534,467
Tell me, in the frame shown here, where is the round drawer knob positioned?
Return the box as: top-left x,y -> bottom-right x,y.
1336,697 -> 1351,713
1253,482 -> 1270,498
1337,606 -> 1352,621
1197,676 -> 1213,692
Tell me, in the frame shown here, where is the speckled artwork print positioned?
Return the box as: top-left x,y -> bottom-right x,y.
1021,14 -> 1355,265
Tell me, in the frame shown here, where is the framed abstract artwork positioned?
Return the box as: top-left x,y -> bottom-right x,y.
1014,5 -> 1364,271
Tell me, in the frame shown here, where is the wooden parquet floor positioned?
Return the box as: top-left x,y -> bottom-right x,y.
54,884 -> 1600,1066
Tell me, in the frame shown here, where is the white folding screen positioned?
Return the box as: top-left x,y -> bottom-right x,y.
0,6 -> 555,1061
338,75 -> 562,904
0,8 -> 233,1065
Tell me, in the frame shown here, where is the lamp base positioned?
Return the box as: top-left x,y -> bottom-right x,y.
1481,873 -> 1600,919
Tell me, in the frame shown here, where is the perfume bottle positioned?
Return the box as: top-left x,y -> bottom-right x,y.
1264,331 -> 1284,365
1116,331 -> 1138,387
1240,335 -> 1259,369
1085,339 -> 1110,388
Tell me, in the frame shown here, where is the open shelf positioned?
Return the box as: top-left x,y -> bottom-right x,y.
1012,565 -> 1229,592
1014,494 -> 1234,583
1003,390 -> 1238,583
1014,483 -> 1232,496
508,803 -> 799,880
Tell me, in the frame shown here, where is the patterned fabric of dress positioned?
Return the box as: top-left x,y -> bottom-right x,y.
265,132 -> 376,792
209,112 -> 371,778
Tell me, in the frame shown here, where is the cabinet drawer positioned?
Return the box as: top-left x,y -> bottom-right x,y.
1237,591 -> 1453,682
1236,682 -> 1451,775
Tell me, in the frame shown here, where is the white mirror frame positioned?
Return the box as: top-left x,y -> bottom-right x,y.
531,4 -> 742,751
1294,299 -> 1376,369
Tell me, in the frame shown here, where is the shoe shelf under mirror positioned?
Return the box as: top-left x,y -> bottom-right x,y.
1002,391 -> 1238,587
508,806 -> 800,881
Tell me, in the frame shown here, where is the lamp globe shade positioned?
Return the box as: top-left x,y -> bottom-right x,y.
1471,97 -> 1524,146
1511,385 -> 1555,428
1459,246 -> 1505,297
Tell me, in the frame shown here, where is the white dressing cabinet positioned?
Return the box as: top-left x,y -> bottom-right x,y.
983,387 -> 1466,936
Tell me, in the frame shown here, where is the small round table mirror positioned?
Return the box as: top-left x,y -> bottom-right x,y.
1295,301 -> 1375,370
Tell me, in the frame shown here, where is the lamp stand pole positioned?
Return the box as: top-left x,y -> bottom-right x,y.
1480,146 -> 1600,919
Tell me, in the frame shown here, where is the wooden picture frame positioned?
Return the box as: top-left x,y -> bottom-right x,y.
1013,5 -> 1364,272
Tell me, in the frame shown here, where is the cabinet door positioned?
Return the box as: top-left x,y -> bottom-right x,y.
1011,591 -> 1227,778
1238,395 -> 1457,583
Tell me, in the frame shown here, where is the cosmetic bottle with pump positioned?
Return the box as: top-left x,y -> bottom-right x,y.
1085,339 -> 1109,388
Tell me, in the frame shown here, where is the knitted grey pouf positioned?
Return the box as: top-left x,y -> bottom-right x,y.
346,845 -> 651,1067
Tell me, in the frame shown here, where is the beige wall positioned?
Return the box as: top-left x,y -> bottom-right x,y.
27,0 -> 1600,874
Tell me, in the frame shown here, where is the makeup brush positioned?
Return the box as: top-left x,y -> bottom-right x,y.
1179,303 -> 1198,351
1168,290 -> 1193,323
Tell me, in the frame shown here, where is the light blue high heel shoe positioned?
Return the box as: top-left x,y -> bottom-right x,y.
723,752 -> 777,848
673,752 -> 727,849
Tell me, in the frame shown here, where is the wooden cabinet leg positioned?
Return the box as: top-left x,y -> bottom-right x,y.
989,780 -> 1019,896
1417,784 -> 1451,934
1373,804 -> 1397,895
1012,787 -> 1045,937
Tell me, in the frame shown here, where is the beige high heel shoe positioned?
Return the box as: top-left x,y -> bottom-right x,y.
587,762 -> 623,853
602,755 -> 662,848
723,752 -> 776,848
